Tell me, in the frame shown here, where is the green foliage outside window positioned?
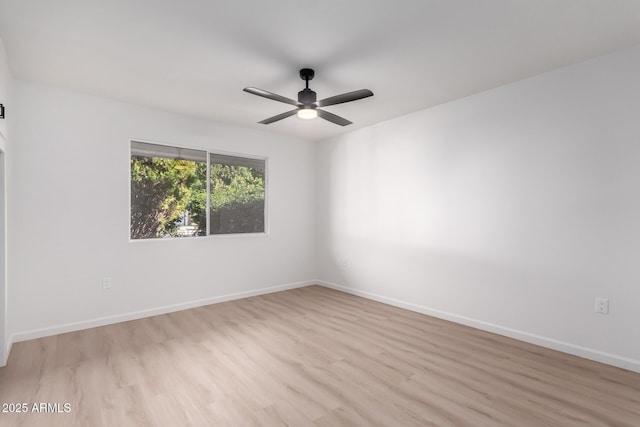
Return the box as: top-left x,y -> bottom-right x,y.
130,153 -> 265,239
210,164 -> 265,234
130,157 -> 206,239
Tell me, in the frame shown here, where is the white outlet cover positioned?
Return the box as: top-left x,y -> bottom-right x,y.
595,298 -> 609,314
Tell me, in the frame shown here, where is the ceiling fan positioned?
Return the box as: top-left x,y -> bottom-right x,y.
243,68 -> 373,126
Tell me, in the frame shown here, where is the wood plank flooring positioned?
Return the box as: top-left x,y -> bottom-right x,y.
1,285 -> 639,426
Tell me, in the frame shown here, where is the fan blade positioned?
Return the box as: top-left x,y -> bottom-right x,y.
244,87 -> 301,107
258,109 -> 299,124
317,109 -> 352,126
315,89 -> 373,107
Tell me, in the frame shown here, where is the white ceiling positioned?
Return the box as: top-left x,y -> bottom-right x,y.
1,0 -> 640,141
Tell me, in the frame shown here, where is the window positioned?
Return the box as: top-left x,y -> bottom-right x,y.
209,153 -> 266,234
130,141 -> 266,239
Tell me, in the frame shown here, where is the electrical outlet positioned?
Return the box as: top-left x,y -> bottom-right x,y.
595,298 -> 609,314
102,277 -> 112,289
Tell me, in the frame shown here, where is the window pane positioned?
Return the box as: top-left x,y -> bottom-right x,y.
209,154 -> 266,235
130,142 -> 207,239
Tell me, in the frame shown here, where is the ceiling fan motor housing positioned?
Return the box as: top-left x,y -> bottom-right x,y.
298,88 -> 317,106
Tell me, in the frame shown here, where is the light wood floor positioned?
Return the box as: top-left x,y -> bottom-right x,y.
1,286 -> 639,426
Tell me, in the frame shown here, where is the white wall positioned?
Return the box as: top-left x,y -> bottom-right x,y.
0,36 -> 10,365
317,45 -> 640,372
8,81 -> 316,340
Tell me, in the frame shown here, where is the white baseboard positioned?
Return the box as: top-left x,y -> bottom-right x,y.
9,280 -> 313,347
1,338 -> 11,367
0,339 -> 11,368
317,280 -> 640,374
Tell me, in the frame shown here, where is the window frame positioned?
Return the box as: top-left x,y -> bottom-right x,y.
129,139 -> 268,241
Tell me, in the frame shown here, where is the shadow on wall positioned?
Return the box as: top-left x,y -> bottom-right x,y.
320,234 -> 634,358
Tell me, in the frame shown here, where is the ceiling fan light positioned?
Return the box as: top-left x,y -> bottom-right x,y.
297,108 -> 317,120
